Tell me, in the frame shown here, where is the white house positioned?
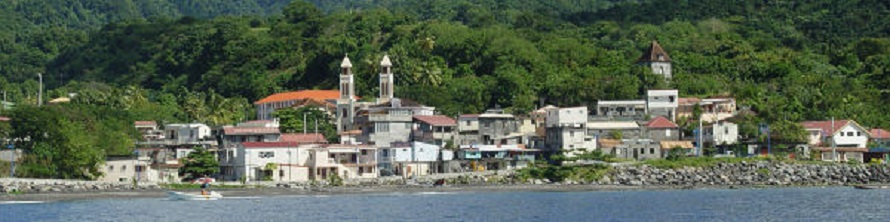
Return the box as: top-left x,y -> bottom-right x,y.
801,120 -> 870,162
646,90 -> 679,121
384,141 -> 442,177
703,121 -> 739,146
220,142 -> 308,182
545,107 -> 595,156
164,123 -> 213,145
98,157 -> 154,182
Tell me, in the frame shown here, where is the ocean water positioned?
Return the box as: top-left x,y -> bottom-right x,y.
2,187 -> 890,221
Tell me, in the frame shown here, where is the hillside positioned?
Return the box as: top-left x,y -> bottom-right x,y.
1,0 -> 889,126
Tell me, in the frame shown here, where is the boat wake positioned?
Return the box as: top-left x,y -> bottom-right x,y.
0,201 -> 45,204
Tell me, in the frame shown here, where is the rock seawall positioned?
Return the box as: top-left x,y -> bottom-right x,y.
0,178 -> 160,193
5,162 -> 890,194
608,161 -> 890,186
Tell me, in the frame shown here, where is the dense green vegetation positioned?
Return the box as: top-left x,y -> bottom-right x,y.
179,147 -> 220,181
1,0 -> 889,179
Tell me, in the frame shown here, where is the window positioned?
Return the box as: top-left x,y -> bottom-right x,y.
382,149 -> 389,157
725,128 -> 729,134
668,96 -> 675,103
650,148 -> 655,154
190,130 -> 195,139
858,132 -> 862,137
279,169 -> 284,177
466,120 -> 471,126
377,123 -> 390,132
259,151 -> 275,158
666,129 -> 671,137
848,132 -> 854,136
108,165 -> 114,171
570,131 -> 574,137
136,166 -> 144,172
361,150 -> 368,155
122,165 -> 127,172
484,122 -> 490,127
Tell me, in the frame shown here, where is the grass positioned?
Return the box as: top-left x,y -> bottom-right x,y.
516,162 -> 611,183
641,157 -> 760,169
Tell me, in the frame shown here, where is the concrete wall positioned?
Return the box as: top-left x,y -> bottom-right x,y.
369,121 -> 413,148
413,142 -> 440,162
647,128 -> 680,142
650,62 -> 672,80
479,118 -> 519,145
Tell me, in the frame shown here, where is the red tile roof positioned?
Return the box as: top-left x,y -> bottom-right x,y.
338,130 -> 362,136
223,127 -> 280,135
281,133 -> 327,144
646,116 -> 678,128
800,120 -> 851,135
134,121 -> 156,126
870,129 -> 890,139
678,97 -> 701,105
413,115 -> 456,126
638,40 -> 672,63
254,90 -> 356,105
813,147 -> 868,152
241,142 -> 300,148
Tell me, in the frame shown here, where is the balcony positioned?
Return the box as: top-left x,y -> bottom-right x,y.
369,114 -> 412,122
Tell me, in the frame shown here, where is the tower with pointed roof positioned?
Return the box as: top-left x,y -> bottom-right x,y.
378,55 -> 394,104
337,55 -> 356,133
638,40 -> 673,80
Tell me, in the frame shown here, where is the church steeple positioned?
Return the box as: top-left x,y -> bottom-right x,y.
378,55 -> 394,103
339,55 -> 354,100
637,40 -> 673,80
337,55 -> 356,133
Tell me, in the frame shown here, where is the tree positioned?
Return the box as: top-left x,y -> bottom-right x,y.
274,106 -> 338,142
179,147 -> 220,181
9,105 -> 114,179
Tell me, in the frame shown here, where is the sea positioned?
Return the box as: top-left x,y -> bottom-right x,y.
2,187 -> 889,221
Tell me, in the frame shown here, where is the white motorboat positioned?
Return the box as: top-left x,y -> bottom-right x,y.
167,191 -> 223,201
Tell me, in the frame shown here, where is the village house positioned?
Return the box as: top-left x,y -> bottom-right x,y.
412,115 -> 457,147
545,107 -> 595,156
702,121 -> 739,147
677,97 -> 737,122
457,143 -> 538,171
98,156 -> 153,182
644,116 -> 680,142
659,140 -> 696,157
867,128 -> 890,163
646,90 -> 679,122
164,123 -> 214,146
801,120 -> 869,162
613,139 -> 661,160
586,121 -> 641,140
135,121 -> 164,141
219,141 -> 308,182
354,98 -> 434,148
219,120 -> 281,149
595,100 -> 646,119
594,90 -> 678,121
456,114 -> 480,146
478,109 -> 521,145
385,142 -> 448,177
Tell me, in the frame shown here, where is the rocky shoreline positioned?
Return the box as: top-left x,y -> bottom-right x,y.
3,161 -> 889,202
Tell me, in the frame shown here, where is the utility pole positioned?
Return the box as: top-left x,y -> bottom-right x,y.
831,117 -> 837,162
37,73 -> 42,107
